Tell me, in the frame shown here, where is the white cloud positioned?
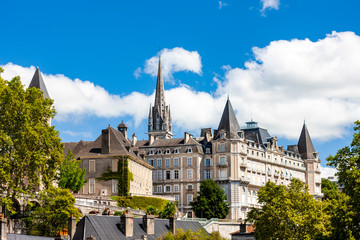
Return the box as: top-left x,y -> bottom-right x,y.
143,47 -> 202,81
133,67 -> 142,79
219,1 -> 228,10
261,0 -> 280,13
1,63 -> 152,126
2,32 -> 360,142
321,166 -> 337,179
216,31 -> 360,141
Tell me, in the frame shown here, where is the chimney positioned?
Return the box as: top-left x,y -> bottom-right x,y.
142,214 -> 155,235
149,134 -> 154,145
169,217 -> 176,234
120,212 -> 133,237
240,223 -> 246,233
132,133 -> 137,146
184,132 -> 190,143
0,215 -> 7,240
101,129 -> 110,154
68,216 -> 76,240
86,235 -> 96,240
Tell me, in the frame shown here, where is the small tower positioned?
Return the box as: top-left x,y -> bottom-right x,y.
118,121 -> 128,139
215,98 -> 242,139
298,122 -> 322,198
147,56 -> 172,139
28,67 -> 51,125
29,67 -> 50,99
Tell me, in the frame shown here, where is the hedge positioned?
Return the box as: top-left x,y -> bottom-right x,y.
111,196 -> 169,211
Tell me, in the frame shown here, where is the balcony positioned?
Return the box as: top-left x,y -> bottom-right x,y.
217,162 -> 228,168
240,163 -> 247,168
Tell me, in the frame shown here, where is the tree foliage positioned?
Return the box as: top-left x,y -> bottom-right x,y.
246,178 -> 330,240
159,201 -> 177,219
157,228 -> 227,240
321,178 -> 340,201
326,120 -> 360,239
57,150 -> 86,193
191,179 -> 230,219
24,187 -> 81,237
97,156 -> 133,196
0,74 -> 63,213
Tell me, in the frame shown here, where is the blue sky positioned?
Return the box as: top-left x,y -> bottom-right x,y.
1,0 -> 360,177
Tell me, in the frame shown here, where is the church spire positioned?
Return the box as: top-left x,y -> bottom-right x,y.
297,122 -> 316,159
216,98 -> 241,139
148,55 -> 172,139
29,67 -> 50,99
154,56 -> 166,116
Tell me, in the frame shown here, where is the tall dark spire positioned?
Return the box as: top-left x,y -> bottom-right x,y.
148,55 -> 172,139
297,122 -> 316,159
216,98 -> 241,139
28,67 -> 50,98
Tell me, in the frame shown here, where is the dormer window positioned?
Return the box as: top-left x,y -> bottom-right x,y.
165,149 -> 170,154
205,148 -> 210,154
220,133 -> 225,139
149,150 -> 154,155
174,148 -> 179,154
187,147 -> 192,153
156,149 -> 162,155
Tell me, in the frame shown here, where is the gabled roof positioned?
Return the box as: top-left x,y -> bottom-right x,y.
216,98 -> 241,139
73,215 -> 204,240
28,67 -> 50,98
64,126 -> 148,166
297,122 -> 316,159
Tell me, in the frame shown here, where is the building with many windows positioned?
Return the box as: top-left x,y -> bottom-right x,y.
60,57 -> 322,219
135,57 -> 322,219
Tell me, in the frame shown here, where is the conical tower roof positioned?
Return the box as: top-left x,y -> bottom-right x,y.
154,56 -> 165,117
217,98 -> 241,139
297,122 -> 316,159
29,67 -> 50,98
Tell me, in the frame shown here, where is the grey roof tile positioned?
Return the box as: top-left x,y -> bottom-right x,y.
28,67 -> 50,99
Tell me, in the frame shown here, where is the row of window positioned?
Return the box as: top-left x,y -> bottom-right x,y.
88,179 -> 119,194
149,157 -> 194,168
155,169 -> 193,180
155,187 -> 193,204
148,148 -> 193,155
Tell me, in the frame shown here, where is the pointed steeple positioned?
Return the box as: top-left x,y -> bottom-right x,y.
297,122 -> 316,159
28,67 -> 50,99
154,56 -> 166,117
216,98 -> 241,139
147,55 -> 172,139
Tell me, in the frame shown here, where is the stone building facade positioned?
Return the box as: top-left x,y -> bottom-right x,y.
135,58 -> 322,219
64,124 -> 153,197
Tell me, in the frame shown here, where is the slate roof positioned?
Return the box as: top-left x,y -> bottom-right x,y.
297,122 -> 316,159
73,215 -> 204,240
7,234 -> 54,240
216,98 -> 241,139
243,127 -> 271,145
28,67 -> 50,99
136,137 -> 200,148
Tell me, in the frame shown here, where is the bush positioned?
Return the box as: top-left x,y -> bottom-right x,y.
111,196 -> 169,212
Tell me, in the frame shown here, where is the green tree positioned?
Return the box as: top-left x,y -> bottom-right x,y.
326,120 -> 360,239
321,178 -> 340,200
246,178 -> 330,240
97,156 -> 133,196
57,150 -> 87,193
158,228 -> 227,240
24,187 -> 81,237
0,74 -> 63,213
191,179 -> 230,219
159,201 -> 177,219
